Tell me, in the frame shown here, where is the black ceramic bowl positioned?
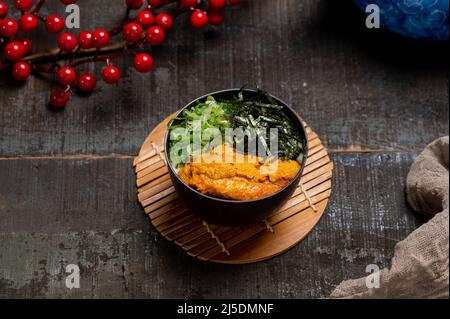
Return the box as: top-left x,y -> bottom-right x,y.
165,89 -> 309,226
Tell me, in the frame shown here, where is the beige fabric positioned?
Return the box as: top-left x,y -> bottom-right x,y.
331,137 -> 449,299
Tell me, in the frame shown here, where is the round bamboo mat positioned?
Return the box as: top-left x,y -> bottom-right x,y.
134,113 -> 333,264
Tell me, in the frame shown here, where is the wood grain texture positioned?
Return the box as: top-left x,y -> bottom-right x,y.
0,0 -> 448,156
0,0 -> 446,299
0,153 -> 422,298
134,116 -> 333,264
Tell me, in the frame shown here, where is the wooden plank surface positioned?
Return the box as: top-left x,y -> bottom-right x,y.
0,0 -> 447,299
0,0 -> 448,156
0,153 -> 423,298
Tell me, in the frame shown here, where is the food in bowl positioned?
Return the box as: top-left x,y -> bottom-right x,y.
168,89 -> 305,201
178,144 -> 301,201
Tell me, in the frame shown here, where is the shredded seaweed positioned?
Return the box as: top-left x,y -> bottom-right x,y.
168,89 -> 305,169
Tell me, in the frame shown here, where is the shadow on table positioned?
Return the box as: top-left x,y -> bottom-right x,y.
154,235 -> 306,298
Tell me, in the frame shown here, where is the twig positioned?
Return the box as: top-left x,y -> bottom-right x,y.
3,0 -> 210,80
23,40 -> 128,63
33,0 -> 46,14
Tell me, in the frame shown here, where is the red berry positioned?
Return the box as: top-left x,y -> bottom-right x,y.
45,15 -> 64,33
12,61 -> 31,81
180,0 -> 198,8
1,19 -> 19,38
133,53 -> 153,73
135,10 -> 154,29
57,33 -> 78,52
19,13 -> 38,33
50,89 -> 69,108
155,13 -> 173,31
57,66 -> 77,85
14,0 -> 33,12
93,29 -> 109,48
19,38 -> 33,54
78,31 -> 94,49
126,0 -> 143,9
145,26 -> 165,46
4,41 -> 26,61
77,73 -> 96,92
102,66 -> 120,84
190,10 -> 208,29
123,22 -> 143,43
208,0 -> 225,10
148,0 -> 163,7
208,11 -> 224,25
0,1 -> 8,18
60,0 -> 77,4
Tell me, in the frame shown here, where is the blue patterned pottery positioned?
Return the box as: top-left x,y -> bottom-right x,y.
353,0 -> 449,41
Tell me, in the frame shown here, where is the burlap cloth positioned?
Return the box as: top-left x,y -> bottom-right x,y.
331,137 -> 449,299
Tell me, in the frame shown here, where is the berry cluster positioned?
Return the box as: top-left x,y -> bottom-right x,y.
0,0 -> 242,108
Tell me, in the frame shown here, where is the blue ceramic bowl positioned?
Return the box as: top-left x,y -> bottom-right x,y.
353,0 -> 449,41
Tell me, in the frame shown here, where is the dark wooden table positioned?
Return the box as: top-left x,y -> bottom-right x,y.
0,0 -> 448,298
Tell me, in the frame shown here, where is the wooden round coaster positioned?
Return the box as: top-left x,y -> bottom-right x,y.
134,113 -> 333,264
